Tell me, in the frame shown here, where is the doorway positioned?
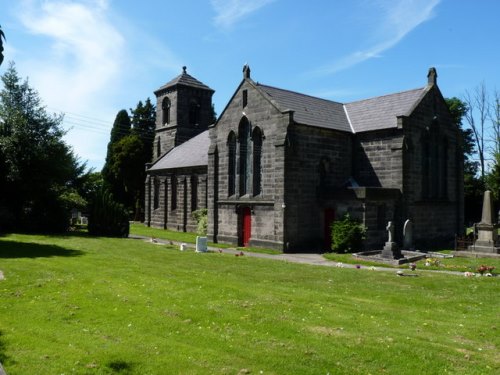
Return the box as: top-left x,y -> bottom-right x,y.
239,207 -> 252,247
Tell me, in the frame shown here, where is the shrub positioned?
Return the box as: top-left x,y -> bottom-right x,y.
331,214 -> 365,253
88,188 -> 129,237
191,208 -> 208,236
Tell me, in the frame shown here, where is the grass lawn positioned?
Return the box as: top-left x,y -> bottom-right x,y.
130,223 -> 281,255
323,251 -> 500,273
0,233 -> 498,374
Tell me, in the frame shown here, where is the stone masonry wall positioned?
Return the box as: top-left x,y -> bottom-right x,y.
207,78 -> 286,249
147,167 -> 207,233
402,86 -> 464,247
284,124 -> 352,251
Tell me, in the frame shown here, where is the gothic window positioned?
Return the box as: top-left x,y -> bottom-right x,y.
242,89 -> 248,108
171,175 -> 177,210
319,157 -> 330,187
153,178 -> 160,210
189,99 -> 200,126
421,119 -> 448,200
162,97 -> 171,125
227,131 -> 236,196
191,175 -> 198,211
252,127 -> 262,195
238,117 -> 251,196
156,137 -> 161,158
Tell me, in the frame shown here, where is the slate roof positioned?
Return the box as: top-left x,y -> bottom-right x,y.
148,130 -> 209,171
256,84 -> 352,132
344,87 -> 426,133
155,68 -> 214,93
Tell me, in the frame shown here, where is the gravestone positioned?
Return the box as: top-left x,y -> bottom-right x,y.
196,236 -> 208,253
381,221 -> 402,259
470,190 -> 500,254
403,219 -> 413,250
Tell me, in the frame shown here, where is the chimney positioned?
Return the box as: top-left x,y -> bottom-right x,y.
427,67 -> 437,86
243,64 -> 251,79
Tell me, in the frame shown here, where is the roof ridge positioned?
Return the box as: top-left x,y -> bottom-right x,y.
257,83 -> 344,106
346,87 -> 425,105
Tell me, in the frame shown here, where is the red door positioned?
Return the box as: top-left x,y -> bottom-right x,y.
241,207 -> 252,247
324,208 -> 335,250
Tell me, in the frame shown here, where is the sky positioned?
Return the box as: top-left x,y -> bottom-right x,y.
1,0 -> 499,170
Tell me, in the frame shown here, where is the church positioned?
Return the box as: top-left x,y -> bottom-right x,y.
145,65 -> 464,252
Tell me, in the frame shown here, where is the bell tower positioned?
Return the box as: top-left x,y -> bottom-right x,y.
153,66 -> 214,161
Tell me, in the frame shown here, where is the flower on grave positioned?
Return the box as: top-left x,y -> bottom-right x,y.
464,272 -> 474,277
476,265 -> 495,275
409,263 -> 417,271
355,264 -> 361,269
425,258 -> 440,267
336,262 -> 343,268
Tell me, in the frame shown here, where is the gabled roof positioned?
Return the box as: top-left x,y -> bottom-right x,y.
256,84 -> 352,133
344,87 -> 427,133
155,67 -> 214,94
148,130 -> 209,171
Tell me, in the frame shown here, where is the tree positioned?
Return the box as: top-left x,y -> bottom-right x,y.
446,97 -> 484,224
102,109 -> 131,209
0,25 -> 5,66
463,83 -> 490,181
0,62 -> 87,232
130,98 -> 156,220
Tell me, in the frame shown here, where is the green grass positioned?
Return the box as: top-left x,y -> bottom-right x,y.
323,251 -> 500,273
0,233 -> 499,374
130,222 -> 281,254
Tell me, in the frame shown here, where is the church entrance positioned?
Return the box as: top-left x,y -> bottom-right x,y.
239,207 -> 252,247
324,208 -> 335,250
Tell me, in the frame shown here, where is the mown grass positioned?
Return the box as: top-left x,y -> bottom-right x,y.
130,222 -> 281,254
0,232 -> 498,374
323,251 -> 500,273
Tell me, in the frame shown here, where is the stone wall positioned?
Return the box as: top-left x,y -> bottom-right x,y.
284,124 -> 352,251
146,166 -> 207,233
207,78 -> 287,249
402,86 -> 464,247
353,128 -> 404,188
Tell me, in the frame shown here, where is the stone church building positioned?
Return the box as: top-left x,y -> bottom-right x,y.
145,65 -> 463,252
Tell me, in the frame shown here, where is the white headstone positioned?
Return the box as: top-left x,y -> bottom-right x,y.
196,236 -> 208,253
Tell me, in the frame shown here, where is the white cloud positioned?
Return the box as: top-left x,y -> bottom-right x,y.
314,0 -> 441,75
211,0 -> 276,28
12,0 -> 126,168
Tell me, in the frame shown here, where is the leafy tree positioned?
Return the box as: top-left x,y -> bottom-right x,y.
102,109 -> 131,208
88,187 -> 129,237
330,214 -> 365,253
446,97 -> 484,224
0,62 -> 86,232
130,99 -> 155,219
0,24 -> 5,66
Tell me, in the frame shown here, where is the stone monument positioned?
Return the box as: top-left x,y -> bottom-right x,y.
403,219 -> 413,250
470,190 -> 500,254
381,221 -> 402,259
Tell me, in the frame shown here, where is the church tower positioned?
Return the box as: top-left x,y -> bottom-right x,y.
152,66 -> 214,162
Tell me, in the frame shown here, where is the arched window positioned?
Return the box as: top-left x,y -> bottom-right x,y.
153,177 -> 160,210
189,99 -> 200,126
156,137 -> 161,158
238,117 -> 251,196
191,175 -> 198,211
252,127 -> 262,195
227,131 -> 236,196
162,97 -> 171,125
439,139 -> 448,198
171,175 -> 177,211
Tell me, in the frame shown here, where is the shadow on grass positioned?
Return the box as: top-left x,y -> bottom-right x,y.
0,329 -> 10,368
0,240 -> 84,259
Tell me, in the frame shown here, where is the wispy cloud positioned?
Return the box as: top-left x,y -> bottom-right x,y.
18,0 -> 124,112
313,0 -> 441,75
211,0 -> 276,28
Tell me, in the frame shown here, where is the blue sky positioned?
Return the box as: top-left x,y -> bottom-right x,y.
1,0 -> 499,170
